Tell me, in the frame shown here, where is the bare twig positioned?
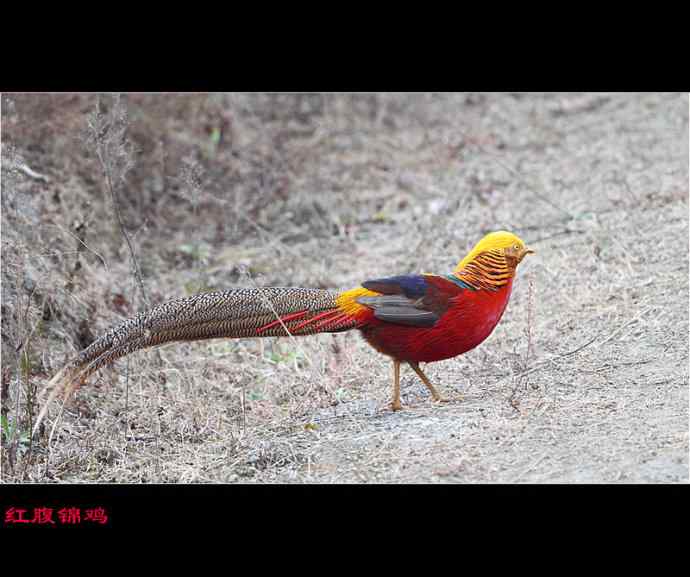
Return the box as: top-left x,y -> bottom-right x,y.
525,277 -> 535,364
527,228 -> 586,244
240,266 -> 311,368
44,223 -> 108,271
500,305 -> 656,390
17,162 -> 50,183
459,129 -> 575,220
499,330 -> 603,388
597,306 -> 655,347
513,451 -> 549,482
509,276 -> 536,408
240,267 -> 364,433
87,94 -> 149,308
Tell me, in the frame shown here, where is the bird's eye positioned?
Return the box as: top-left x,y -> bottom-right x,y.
514,244 -> 520,250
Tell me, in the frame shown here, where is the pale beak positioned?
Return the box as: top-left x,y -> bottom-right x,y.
519,247 -> 535,262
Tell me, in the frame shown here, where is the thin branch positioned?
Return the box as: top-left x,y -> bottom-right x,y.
44,224 -> 108,271
240,267 -> 310,367
498,330 -> 604,387
499,306 -> 656,389
458,129 -> 576,220
17,162 -> 50,183
97,149 -> 149,307
527,228 -> 586,245
88,95 -> 149,308
513,451 -> 549,482
597,306 -> 654,347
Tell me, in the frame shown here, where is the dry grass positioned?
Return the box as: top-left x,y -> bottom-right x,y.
1,93 -> 688,483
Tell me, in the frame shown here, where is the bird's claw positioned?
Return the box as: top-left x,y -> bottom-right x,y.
433,394 -> 462,404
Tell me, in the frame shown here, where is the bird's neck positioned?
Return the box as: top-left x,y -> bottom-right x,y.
451,249 -> 516,291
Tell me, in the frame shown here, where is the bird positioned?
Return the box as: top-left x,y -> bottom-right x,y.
32,230 -> 533,436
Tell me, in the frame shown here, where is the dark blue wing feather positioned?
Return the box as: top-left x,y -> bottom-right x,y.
358,275 -> 439,327
361,275 -> 429,299
358,274 -> 469,328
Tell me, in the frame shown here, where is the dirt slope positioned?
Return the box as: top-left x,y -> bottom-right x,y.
2,93 -> 687,483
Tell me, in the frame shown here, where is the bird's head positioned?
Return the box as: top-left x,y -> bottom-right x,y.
454,231 -> 534,273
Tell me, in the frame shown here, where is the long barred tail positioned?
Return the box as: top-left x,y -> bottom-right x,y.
33,287 -> 358,436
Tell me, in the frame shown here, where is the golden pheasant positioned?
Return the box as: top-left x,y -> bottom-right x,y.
33,230 -> 533,435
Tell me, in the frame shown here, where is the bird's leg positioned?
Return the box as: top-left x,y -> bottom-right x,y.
408,362 -> 451,403
391,359 -> 403,411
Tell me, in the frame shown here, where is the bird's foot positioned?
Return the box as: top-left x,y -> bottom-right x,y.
377,399 -> 405,412
432,394 -> 462,404
390,400 -> 404,411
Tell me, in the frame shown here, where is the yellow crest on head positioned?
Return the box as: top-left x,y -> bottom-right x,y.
454,231 -> 527,272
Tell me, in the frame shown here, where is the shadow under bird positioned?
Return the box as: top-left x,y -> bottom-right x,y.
33,230 -> 534,436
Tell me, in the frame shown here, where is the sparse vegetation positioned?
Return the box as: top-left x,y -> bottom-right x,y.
1,93 -> 688,483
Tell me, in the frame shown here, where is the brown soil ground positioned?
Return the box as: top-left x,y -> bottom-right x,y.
1,93 -> 688,483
